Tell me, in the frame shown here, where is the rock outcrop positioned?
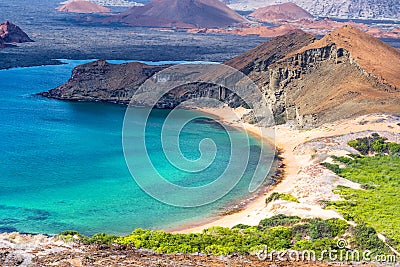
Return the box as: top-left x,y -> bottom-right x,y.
42,26 -> 400,128
41,60 -> 245,108
41,60 -> 167,104
56,0 -> 111,13
0,21 -> 33,44
99,0 -> 247,28
249,3 -> 314,23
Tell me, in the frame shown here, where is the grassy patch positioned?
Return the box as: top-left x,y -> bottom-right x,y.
324,154 -> 400,250
265,192 -> 299,205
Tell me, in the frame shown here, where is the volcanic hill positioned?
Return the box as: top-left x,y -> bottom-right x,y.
227,25 -> 400,127
227,0 -> 400,20
42,26 -> 400,128
0,21 -> 33,44
57,0 -> 111,13
249,3 -> 314,23
100,0 -> 247,28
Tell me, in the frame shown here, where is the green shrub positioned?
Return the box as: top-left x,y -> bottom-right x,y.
388,142 -> 400,155
347,134 -> 393,155
83,233 -> 118,245
307,218 -> 347,240
353,224 -> 387,254
321,162 -> 342,174
258,214 -> 301,229
265,192 -> 299,205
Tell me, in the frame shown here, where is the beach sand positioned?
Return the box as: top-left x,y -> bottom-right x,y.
171,108 -> 400,233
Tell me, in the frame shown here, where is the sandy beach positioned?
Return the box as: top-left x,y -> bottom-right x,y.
171,108 -> 400,233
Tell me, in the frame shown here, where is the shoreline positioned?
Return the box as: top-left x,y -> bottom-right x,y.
168,106 -> 283,233
169,109 -> 400,233
165,106 -> 280,233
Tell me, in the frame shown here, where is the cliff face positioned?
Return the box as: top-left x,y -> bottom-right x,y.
0,21 -> 33,44
252,27 -> 400,128
41,60 -> 167,104
41,60 -> 245,108
42,26 -> 400,128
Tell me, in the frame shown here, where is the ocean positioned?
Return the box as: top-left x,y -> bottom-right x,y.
0,60 -> 274,235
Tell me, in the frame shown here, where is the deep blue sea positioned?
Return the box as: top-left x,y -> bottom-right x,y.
0,60 -> 273,236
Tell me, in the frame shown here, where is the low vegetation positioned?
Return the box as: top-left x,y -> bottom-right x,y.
58,215 -> 388,257
347,133 -> 400,155
322,134 -> 400,250
265,192 -> 299,205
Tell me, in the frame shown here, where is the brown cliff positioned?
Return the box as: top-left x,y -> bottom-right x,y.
41,60 -> 167,104
255,26 -> 400,127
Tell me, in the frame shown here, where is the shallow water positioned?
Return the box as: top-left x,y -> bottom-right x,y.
0,60 -> 274,235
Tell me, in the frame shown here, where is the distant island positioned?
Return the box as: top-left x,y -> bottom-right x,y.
96,0 -> 248,28
249,3 -> 314,23
57,0 -> 112,13
0,21 -> 33,48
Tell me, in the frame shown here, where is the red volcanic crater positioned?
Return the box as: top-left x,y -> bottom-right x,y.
101,0 -> 248,28
57,0 -> 111,13
250,2 -> 314,23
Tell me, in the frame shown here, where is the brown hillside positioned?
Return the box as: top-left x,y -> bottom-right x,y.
57,0 -> 111,13
286,25 -> 400,89
250,3 -> 314,23
225,30 -> 315,74
101,0 -> 247,28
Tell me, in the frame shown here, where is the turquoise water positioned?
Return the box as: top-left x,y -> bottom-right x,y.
0,60 -> 273,236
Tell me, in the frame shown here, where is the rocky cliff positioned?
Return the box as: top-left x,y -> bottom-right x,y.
248,26 -> 400,127
0,21 -> 33,44
42,26 -> 400,128
41,60 -> 166,104
41,60 -> 245,108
